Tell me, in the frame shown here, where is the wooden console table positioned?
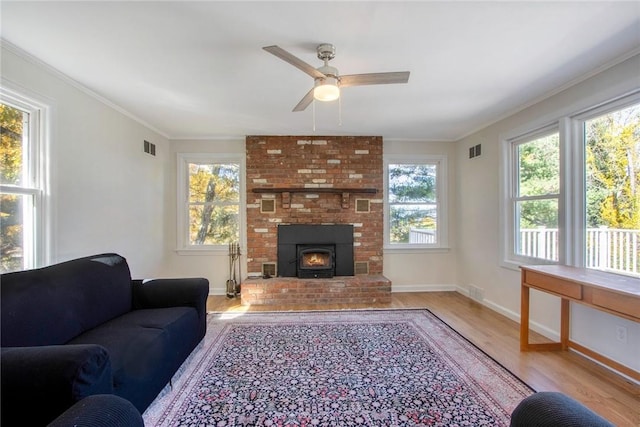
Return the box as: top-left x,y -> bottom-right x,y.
520,265 -> 640,381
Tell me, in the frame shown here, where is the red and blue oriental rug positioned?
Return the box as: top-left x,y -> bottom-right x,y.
143,309 -> 534,426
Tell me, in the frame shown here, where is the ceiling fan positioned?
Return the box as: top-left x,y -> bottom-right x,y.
263,43 -> 410,112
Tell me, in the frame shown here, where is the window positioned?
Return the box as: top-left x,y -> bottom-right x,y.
510,128 -> 561,262
177,153 -> 243,252
582,102 -> 640,274
0,89 -> 49,272
502,94 -> 640,277
385,155 -> 448,249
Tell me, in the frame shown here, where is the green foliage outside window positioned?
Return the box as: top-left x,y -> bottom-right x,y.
516,133 -> 560,229
388,164 -> 437,244
188,163 -> 240,245
1,103 -> 26,272
585,104 -> 640,230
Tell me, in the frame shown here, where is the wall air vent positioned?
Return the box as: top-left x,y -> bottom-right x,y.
261,199 -> 276,213
143,140 -> 156,156
354,261 -> 369,275
355,199 -> 370,213
262,262 -> 276,278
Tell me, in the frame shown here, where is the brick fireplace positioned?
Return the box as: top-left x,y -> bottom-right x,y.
242,135 -> 391,305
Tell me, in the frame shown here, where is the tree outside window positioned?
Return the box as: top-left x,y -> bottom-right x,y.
386,157 -> 447,248
1,95 -> 46,273
514,132 -> 560,262
584,103 -> 640,273
504,99 -> 640,277
187,162 -> 240,246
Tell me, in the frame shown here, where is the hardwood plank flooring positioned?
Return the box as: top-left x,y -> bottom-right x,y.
207,291 -> 639,426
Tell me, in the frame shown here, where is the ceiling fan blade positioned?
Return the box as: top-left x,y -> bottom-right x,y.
263,45 -> 326,79
292,88 -> 315,112
339,71 -> 410,87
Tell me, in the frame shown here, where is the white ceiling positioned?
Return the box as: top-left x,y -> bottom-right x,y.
1,1 -> 639,141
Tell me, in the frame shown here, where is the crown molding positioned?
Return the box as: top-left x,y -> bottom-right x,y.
1,38 -> 170,139
455,46 -> 640,141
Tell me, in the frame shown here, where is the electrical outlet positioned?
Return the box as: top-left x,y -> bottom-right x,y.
615,325 -> 628,343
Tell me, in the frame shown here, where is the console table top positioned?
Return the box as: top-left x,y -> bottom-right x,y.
521,265 -> 640,297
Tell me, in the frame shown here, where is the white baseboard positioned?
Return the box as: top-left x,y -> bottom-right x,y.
391,284 -> 458,293
464,293 -> 560,342
391,284 -> 560,341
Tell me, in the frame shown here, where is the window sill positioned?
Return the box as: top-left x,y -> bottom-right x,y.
384,246 -> 451,254
176,248 -> 230,256
500,258 -> 558,272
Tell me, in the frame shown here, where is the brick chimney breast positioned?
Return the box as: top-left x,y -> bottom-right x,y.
246,136 -> 383,277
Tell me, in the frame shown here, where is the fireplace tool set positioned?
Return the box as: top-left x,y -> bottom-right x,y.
226,242 -> 241,298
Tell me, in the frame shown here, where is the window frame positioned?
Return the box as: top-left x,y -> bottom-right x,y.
500,91 -> 640,274
0,84 -> 51,270
503,124 -> 563,267
176,152 -> 245,254
383,154 -> 449,251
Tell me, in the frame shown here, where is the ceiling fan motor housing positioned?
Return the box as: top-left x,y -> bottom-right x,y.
316,43 -> 336,61
317,65 -> 339,79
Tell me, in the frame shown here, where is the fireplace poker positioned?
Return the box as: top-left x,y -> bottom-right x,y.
226,242 -> 237,298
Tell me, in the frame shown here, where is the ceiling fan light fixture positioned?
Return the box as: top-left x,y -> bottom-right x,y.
313,77 -> 340,102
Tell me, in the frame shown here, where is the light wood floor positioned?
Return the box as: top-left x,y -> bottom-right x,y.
207,291 -> 639,426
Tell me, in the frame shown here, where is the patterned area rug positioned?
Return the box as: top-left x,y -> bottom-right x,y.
143,310 -> 533,426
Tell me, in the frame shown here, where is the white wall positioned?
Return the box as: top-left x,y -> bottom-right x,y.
455,53 -> 640,373
162,139 -> 245,294
1,44 -> 170,277
383,140 -> 459,291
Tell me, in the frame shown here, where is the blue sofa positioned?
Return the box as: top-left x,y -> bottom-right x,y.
48,394 -> 144,427
1,253 -> 209,426
510,392 -> 615,426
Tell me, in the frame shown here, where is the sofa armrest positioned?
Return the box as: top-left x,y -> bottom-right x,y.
1,344 -> 113,426
48,394 -> 143,427
510,392 -> 615,427
132,278 -> 209,337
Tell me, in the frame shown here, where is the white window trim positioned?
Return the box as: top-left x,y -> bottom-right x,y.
500,91 -> 640,272
569,93 -> 640,269
176,152 -> 245,255
500,123 -> 562,270
384,154 -> 449,251
0,82 -> 52,269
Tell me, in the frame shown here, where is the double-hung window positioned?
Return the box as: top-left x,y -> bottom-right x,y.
579,100 -> 640,274
177,153 -> 243,252
508,127 -> 561,263
384,155 -> 448,249
502,93 -> 640,277
0,88 -> 49,272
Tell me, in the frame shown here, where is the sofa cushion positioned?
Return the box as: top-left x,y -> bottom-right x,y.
69,306 -> 200,411
1,253 -> 133,346
1,345 -> 113,426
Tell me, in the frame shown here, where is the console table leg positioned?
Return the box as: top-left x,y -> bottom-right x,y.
520,284 -> 530,351
560,298 -> 570,350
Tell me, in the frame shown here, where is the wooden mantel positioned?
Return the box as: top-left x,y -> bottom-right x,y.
252,187 -> 377,209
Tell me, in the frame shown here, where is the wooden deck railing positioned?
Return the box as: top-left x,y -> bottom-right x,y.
519,227 -> 640,275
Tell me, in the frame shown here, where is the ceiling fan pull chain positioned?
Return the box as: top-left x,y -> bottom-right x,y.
312,99 -> 316,132
338,95 -> 342,127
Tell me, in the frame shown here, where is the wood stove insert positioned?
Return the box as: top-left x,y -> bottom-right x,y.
297,245 -> 335,278
277,224 -> 354,278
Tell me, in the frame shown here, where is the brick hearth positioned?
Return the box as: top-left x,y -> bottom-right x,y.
241,275 -> 392,306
